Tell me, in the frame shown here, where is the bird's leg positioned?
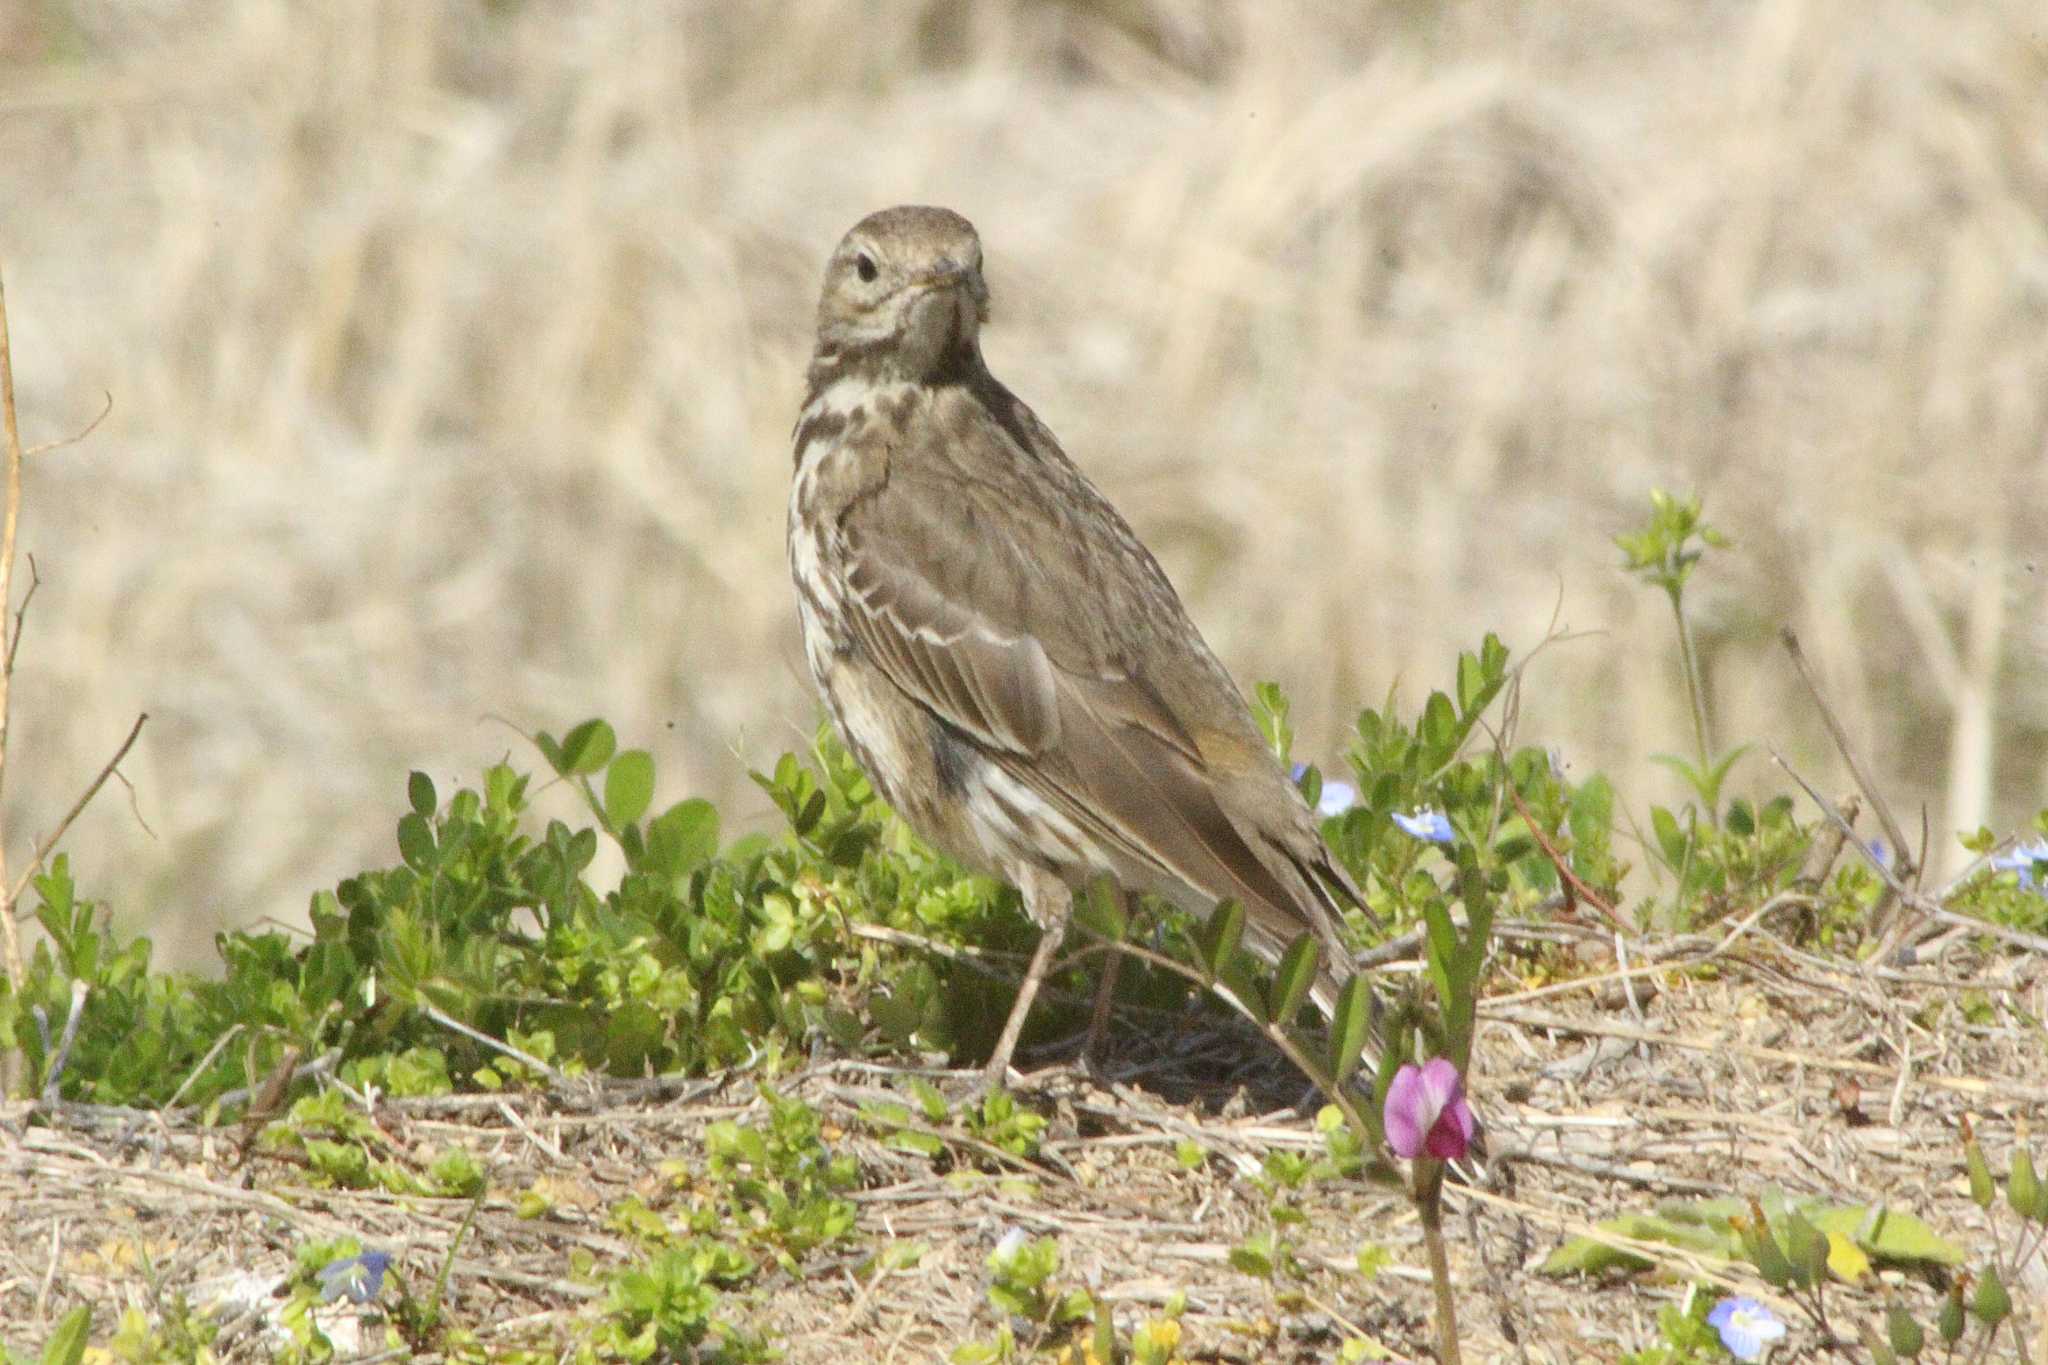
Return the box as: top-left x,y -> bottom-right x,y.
1080,887 -> 1128,1072
985,866 -> 1072,1089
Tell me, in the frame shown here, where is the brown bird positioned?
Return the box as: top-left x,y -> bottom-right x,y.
788,205 -> 1368,1085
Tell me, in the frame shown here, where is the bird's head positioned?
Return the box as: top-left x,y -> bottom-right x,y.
813,205 -> 990,380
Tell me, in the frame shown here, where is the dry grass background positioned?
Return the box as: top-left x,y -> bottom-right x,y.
0,0 -> 2043,964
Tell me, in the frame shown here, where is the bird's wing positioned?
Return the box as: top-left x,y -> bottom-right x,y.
836,395 -> 1344,954
839,478 -> 1198,762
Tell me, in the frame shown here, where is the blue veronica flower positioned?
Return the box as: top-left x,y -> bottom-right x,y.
1391,808 -> 1454,845
1990,837 -> 2048,892
1288,763 -> 1358,818
1706,1295 -> 1785,1361
318,1249 -> 391,1304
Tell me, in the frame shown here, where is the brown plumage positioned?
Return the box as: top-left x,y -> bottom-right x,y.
789,205 -> 1368,1084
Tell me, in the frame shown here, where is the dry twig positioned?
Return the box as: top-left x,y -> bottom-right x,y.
1780,627 -> 1917,890
0,269 -> 24,995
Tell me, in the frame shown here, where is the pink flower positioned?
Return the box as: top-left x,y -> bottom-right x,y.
1384,1059 -> 1474,1160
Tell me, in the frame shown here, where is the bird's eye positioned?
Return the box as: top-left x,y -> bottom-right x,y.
854,253 -> 878,283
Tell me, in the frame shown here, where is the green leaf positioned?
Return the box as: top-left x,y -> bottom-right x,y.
1092,1302 -> 1117,1365
888,1130 -> 945,1159
397,812 -> 437,873
1783,1211 -> 1827,1287
1418,691 -> 1457,760
1480,632 -> 1508,687
1268,934 -> 1320,1025
1218,955 -> 1266,1020
646,799 -> 719,879
1699,743 -> 1753,810
1649,805 -> 1689,868
1296,763 -> 1323,812
1537,1210 -> 1723,1276
604,750 -> 656,828
1326,976 -> 1373,1085
1537,1234 -> 1653,1276
1420,900 -> 1459,1005
1456,649 -> 1485,716
556,719 -> 617,776
38,1306 -> 91,1365
1072,879 -> 1127,942
1198,900 -> 1246,980
909,1077 -> 950,1124
1739,1217 -> 1796,1288
1228,1232 -> 1275,1279
408,770 -> 437,819
1726,797 -> 1754,836
1811,1204 -> 1964,1268
1253,682 -> 1293,763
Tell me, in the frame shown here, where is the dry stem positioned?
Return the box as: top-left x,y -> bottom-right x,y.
0,269 -> 23,995
1780,627 -> 1916,888
6,713 -> 148,912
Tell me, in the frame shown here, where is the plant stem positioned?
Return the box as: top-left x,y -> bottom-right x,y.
1082,933 -> 1378,1147
1667,588 -> 1714,808
0,270 -> 24,1010
1414,1159 -> 1462,1364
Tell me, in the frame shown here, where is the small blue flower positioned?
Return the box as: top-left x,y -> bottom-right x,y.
1865,838 -> 1889,870
1990,838 -> 2048,893
1289,763 -> 1358,818
318,1250 -> 391,1304
1391,808 -> 1454,845
1706,1296 -> 1785,1361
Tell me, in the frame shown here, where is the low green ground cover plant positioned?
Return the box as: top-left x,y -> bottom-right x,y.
3,492 -> 2043,1362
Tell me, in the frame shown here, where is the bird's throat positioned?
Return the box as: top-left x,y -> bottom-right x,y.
898,287 -> 981,383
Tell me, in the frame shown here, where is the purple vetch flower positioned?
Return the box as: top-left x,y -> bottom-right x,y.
1706,1296 -> 1786,1361
317,1249 -> 391,1304
1391,808 -> 1454,845
1383,1058 -> 1474,1161
1990,837 -> 2048,893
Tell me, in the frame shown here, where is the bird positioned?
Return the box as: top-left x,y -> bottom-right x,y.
787,205 -> 1370,1086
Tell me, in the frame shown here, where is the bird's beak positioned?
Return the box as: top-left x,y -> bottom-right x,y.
912,262 -> 973,293
911,261 -> 990,322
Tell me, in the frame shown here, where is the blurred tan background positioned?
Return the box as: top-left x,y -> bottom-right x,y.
0,1 -> 2042,963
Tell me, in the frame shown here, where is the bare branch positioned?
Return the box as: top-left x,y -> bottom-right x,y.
6,712 -> 150,914
1780,626 -> 1916,888
0,268 -> 24,995
1770,746 -> 2048,959
22,389 -> 112,458
4,553 -> 36,676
